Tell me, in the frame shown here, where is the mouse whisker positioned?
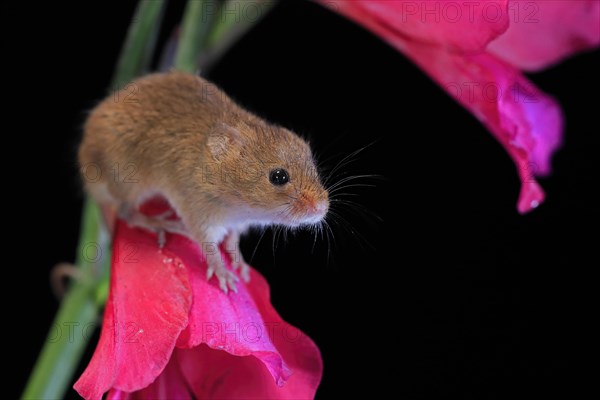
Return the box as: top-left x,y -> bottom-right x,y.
330,198 -> 383,223
282,227 -> 289,244
329,183 -> 378,196
329,192 -> 361,198
311,222 -> 323,254
271,225 -> 280,262
322,142 -> 377,186
326,208 -> 376,253
249,227 -> 268,264
321,217 -> 335,267
326,174 -> 381,192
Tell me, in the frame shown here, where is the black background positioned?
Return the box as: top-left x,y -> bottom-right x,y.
6,1 -> 598,399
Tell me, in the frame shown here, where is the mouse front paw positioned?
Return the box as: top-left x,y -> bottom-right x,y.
223,231 -> 251,283
206,259 -> 239,294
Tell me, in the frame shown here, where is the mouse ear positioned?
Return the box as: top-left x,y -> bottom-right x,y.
207,123 -> 243,160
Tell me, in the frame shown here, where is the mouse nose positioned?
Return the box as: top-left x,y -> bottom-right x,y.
298,192 -> 328,216
314,200 -> 328,215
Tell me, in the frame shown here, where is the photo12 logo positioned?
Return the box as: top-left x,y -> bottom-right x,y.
399,1 -> 539,24
200,0 -> 272,23
445,81 -> 541,104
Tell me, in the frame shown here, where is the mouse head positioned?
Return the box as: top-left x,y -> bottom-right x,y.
207,122 -> 329,227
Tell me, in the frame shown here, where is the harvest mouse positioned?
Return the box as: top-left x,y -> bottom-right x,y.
79,71 -> 329,293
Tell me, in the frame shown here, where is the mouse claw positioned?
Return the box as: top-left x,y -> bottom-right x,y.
232,261 -> 251,283
219,278 -> 229,294
207,261 -> 239,294
216,269 -> 238,294
227,278 -> 238,294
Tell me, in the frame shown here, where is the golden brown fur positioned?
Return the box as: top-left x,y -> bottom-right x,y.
78,71 -> 328,291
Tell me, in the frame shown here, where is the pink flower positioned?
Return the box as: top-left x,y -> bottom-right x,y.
318,0 -> 599,213
74,200 -> 322,399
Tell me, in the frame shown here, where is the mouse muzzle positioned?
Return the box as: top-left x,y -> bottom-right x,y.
292,191 -> 329,225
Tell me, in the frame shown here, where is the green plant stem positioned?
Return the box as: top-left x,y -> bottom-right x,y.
22,201 -> 100,400
24,0 -> 272,397
207,0 -> 275,47
199,0 -> 276,71
113,0 -> 167,88
174,0 -> 218,72
23,285 -> 97,400
22,1 -> 165,398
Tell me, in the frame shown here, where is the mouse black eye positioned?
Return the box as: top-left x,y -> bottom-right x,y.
269,168 -> 289,186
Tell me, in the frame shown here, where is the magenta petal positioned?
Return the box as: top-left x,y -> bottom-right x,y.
107,351 -> 192,400
74,221 -> 192,400
488,0 -> 600,71
245,269 -> 323,397
405,45 -> 562,213
179,346 -> 282,399
170,235 -> 291,385
178,345 -> 312,400
320,0 -> 509,52
412,48 -> 562,213
105,389 -> 130,400
74,280 -> 119,400
177,268 -> 322,399
319,3 -> 563,213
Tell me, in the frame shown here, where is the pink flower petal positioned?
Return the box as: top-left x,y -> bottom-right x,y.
106,389 -> 130,400
176,268 -> 322,399
77,198 -> 322,399
107,351 -> 192,400
179,346 -> 285,399
395,42 -> 562,213
245,268 -> 323,398
74,221 -> 192,400
155,235 -> 322,398
319,0 -> 563,213
320,0 -> 509,52
170,235 -> 292,386
487,0 -> 600,71
176,345 -> 321,400
137,195 -> 180,220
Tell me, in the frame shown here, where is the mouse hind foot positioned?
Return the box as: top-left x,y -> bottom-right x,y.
118,204 -> 190,248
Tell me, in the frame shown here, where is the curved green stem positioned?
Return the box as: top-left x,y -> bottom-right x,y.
113,0 -> 167,88
175,0 -> 277,73
22,201 -> 100,400
22,201 -> 103,399
24,0 -> 272,398
21,1 -> 165,398
174,0 -> 219,73
199,0 -> 276,71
